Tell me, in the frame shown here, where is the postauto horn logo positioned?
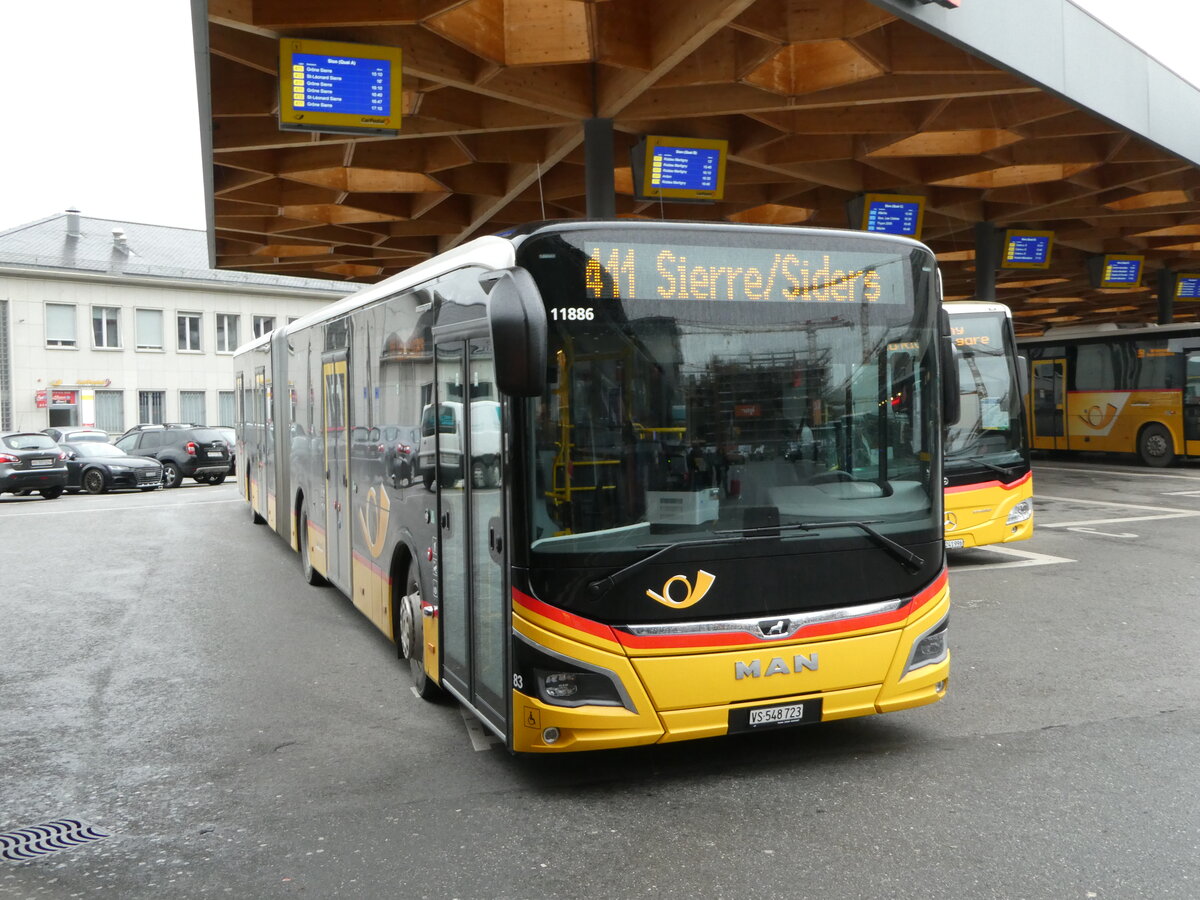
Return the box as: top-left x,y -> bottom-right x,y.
646,570 -> 715,610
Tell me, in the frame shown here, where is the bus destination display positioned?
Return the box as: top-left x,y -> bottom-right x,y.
1176,274 -> 1200,300
1101,255 -> 1143,286
636,136 -> 727,201
279,38 -> 402,135
1001,230 -> 1054,269
861,195 -> 924,239
580,243 -> 907,304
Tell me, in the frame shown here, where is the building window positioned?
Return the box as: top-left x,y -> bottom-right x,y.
138,390 -> 165,424
218,390 -> 236,427
253,315 -> 275,338
135,308 -> 164,351
216,314 -> 239,353
180,391 -> 206,425
177,312 -> 202,352
92,306 -> 121,349
94,390 -> 124,434
46,303 -> 77,347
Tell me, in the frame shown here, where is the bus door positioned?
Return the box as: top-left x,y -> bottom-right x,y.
434,334 -> 508,737
323,356 -> 350,589
1031,358 -> 1067,450
1185,349 -> 1200,457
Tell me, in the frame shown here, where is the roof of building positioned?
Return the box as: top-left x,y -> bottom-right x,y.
0,212 -> 355,294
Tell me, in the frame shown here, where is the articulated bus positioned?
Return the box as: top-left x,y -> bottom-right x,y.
1019,322 -> 1200,467
942,302 -> 1033,549
234,220 -> 959,753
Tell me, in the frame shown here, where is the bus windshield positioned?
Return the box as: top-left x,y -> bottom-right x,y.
516,227 -> 941,557
945,310 -> 1027,471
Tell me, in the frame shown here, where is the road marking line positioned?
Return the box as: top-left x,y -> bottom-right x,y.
1036,465 -> 1200,482
949,545 -> 1075,572
1035,494 -> 1200,529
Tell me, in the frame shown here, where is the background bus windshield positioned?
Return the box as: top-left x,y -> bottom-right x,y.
945,312 -> 1026,470
516,229 -> 939,555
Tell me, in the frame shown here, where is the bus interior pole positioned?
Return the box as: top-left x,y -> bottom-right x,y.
1157,268 -> 1175,325
584,118 -> 616,219
974,221 -> 998,302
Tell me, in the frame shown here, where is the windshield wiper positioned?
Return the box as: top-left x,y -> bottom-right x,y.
587,519 -> 923,595
790,520 -> 924,573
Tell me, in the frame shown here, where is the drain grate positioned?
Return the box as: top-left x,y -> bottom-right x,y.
0,819 -> 110,862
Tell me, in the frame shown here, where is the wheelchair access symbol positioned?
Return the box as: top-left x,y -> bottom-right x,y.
646,570 -> 715,610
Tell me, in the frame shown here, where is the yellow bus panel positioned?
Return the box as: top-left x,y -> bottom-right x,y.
944,471 -> 1033,548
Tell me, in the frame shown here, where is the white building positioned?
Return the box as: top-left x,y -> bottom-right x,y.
0,211 -> 355,434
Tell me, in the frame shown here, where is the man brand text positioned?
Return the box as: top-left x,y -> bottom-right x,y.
734,654 -> 819,680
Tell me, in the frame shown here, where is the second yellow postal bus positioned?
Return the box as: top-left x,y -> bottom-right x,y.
235,220 -> 960,753
1019,321 -> 1200,467
942,302 -> 1033,549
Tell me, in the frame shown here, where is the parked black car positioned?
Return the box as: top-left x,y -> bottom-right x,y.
43,427 -> 111,444
114,426 -> 232,488
0,432 -> 68,499
213,426 -> 237,475
61,442 -> 164,493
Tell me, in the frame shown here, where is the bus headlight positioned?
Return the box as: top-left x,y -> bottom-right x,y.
1006,499 -> 1033,524
904,617 -> 948,675
536,670 -> 624,707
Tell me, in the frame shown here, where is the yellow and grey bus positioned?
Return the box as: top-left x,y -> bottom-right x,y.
234,220 -> 958,753
1019,322 -> 1200,467
942,302 -> 1033,549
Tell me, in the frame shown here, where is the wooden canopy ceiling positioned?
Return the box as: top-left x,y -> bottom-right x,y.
206,0 -> 1200,332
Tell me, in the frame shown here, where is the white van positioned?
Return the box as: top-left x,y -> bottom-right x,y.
418,400 -> 501,489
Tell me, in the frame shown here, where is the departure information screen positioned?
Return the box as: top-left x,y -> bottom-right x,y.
1102,255 -> 1143,285
1176,275 -> 1200,299
649,146 -> 721,192
636,136 -> 727,200
862,195 -> 924,238
278,38 -> 402,135
1002,231 -> 1053,268
291,53 -> 391,115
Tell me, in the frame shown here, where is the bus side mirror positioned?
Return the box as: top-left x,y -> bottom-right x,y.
486,267 -> 547,397
1016,355 -> 1030,402
939,309 -> 961,426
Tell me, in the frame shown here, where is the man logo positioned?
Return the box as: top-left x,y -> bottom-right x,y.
735,655 -> 819,680
646,570 -> 715,610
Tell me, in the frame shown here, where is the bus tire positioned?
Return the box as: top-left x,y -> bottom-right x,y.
398,559 -> 442,701
1138,423 -> 1175,467
300,502 -> 327,586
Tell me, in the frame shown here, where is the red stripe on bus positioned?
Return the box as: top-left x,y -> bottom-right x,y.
944,470 -> 1032,494
512,588 -> 618,644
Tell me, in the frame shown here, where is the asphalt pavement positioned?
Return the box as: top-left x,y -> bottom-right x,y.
2,462 -> 1199,899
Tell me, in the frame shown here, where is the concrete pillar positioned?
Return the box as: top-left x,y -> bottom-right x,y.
974,221 -> 997,302
1157,268 -> 1174,325
584,118 -> 616,219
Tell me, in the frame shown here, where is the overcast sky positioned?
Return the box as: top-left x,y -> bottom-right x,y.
0,0 -> 1196,234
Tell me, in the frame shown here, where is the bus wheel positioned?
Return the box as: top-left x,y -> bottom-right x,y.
398,560 -> 441,701
300,502 -> 327,586
1138,423 -> 1175,467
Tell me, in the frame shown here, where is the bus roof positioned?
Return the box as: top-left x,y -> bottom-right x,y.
944,300 -> 1014,317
